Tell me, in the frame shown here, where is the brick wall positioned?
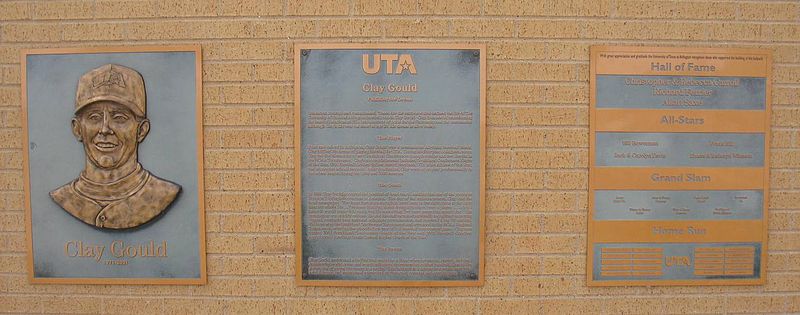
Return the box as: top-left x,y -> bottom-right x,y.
1,0 -> 799,314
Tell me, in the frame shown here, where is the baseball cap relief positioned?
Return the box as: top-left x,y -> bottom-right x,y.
75,64 -> 146,117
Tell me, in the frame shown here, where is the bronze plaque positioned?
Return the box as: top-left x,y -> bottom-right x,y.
295,44 -> 486,286
23,46 -> 206,284
588,46 -> 771,286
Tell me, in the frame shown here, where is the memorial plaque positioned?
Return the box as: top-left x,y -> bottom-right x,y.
588,46 -> 771,286
295,44 -> 485,286
22,46 -> 206,284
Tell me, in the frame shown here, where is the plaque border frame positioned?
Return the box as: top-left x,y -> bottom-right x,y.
587,45 -> 772,286
21,45 -> 207,285
293,43 -> 487,287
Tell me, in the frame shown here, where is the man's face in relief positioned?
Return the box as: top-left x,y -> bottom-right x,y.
71,101 -> 150,169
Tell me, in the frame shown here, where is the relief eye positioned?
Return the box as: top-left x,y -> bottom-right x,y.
113,114 -> 129,121
88,113 -> 102,120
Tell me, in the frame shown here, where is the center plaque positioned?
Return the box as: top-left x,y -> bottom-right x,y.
295,44 -> 485,286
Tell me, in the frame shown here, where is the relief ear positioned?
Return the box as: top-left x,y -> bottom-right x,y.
137,119 -> 150,143
71,118 -> 82,142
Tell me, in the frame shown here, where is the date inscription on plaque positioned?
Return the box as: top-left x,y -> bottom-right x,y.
588,46 -> 771,286
295,44 -> 485,286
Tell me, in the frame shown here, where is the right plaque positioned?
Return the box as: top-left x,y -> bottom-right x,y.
588,46 -> 771,286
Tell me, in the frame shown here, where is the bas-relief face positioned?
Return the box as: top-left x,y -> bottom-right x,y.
71,101 -> 150,169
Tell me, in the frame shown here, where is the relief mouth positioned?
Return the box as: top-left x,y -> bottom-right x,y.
94,142 -> 118,151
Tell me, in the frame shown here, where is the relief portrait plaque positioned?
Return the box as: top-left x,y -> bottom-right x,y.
295,44 -> 486,286
588,46 -> 771,286
22,46 -> 206,284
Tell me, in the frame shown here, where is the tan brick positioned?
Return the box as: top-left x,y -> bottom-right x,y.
488,84 -> 546,103
206,191 -> 255,212
0,212 -> 25,232
489,63 -> 576,81
220,0 -> 282,16
0,171 -> 23,190
0,192 -> 24,211
488,129 -> 546,147
253,63 -> 292,81
96,0 -> 157,18
354,0 -> 418,15
512,276 -> 586,296
250,149 -> 293,168
227,300 -> 286,315
290,299 -> 351,314
769,232 -> 800,251
223,85 -> 289,104
205,42 -> 284,60
252,23 -> 312,40
205,149 -> 252,169
221,256 -> 288,275
416,299 -> 475,315
771,191 -> 800,209
0,2 -> 31,20
486,234 -> 514,254
486,256 -> 540,276
287,0 -> 349,16
204,63 -> 253,82
448,277 -> 512,297
725,295 -> 787,313
204,107 -> 253,126
490,42 -> 589,61
487,0 -> 609,17
384,19 -> 449,37
1,66 -> 21,84
487,149 -> 513,168
546,171 -> 587,189
252,107 -> 293,125
766,273 -> 800,292
775,65 -> 800,84
206,234 -> 253,254
188,278 -> 254,296
100,298 -> 164,315
487,170 -> 545,189
542,213 -> 585,233
254,277 -> 310,297
204,86 -> 222,105
774,87 -> 800,106
211,128 -> 292,148
769,211 -> 796,231
0,87 -> 20,106
33,1 -> 94,20
605,298 -> 666,314
354,300 -> 415,315
487,192 -> 513,212
1,233 -> 26,253
771,130 -> 795,148
221,213 -> 286,232
487,214 -> 540,233
488,107 -> 515,126
254,235 -> 293,254
516,234 -> 581,254
0,255 -> 25,273
63,23 -> 126,41
156,0 -> 217,17
615,1 -> 735,20
254,192 -> 294,211
518,20 -> 582,38
319,19 -> 384,37
452,20 -> 514,38
769,252 -> 800,271
222,170 -> 291,190
739,2 -> 799,21
542,255 -> 584,275
0,151 -> 22,169
41,297 -> 101,314
772,150 -> 800,168
163,299 -> 226,314
516,107 -> 579,125
2,24 -> 61,42
0,296 -> 42,313
515,192 -> 579,212
514,150 -> 577,168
